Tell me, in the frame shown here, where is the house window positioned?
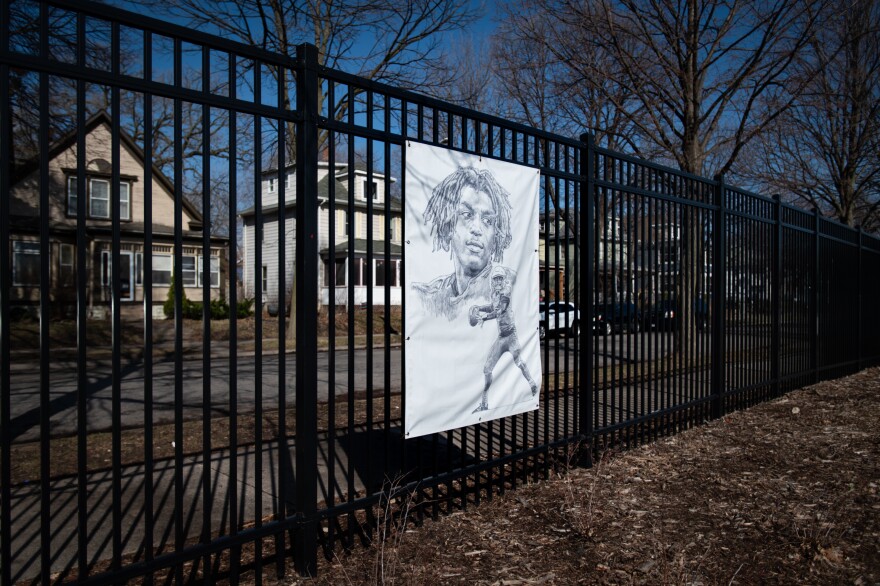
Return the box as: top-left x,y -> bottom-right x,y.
267,178 -> 276,193
68,177 -> 78,216
90,179 -> 110,218
284,175 -> 291,190
181,255 -> 197,287
12,241 -> 40,286
326,258 -> 400,288
59,243 -> 74,284
353,258 -> 367,286
100,250 -> 110,286
152,255 -> 172,285
198,256 -> 220,288
261,265 -> 268,293
120,183 -> 130,221
336,209 -> 349,236
335,259 -> 345,286
362,180 -> 378,201
376,259 -> 400,287
135,252 -> 142,285
68,176 -> 131,220
174,254 -> 219,288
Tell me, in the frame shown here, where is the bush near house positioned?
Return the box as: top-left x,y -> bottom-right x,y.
163,275 -> 255,320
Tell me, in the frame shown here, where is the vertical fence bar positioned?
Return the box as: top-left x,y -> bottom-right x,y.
812,208 -> 820,382
226,51 -> 240,584
142,32 -> 155,585
200,45 -> 213,581
326,83 -> 337,549
276,77 -> 288,579
0,2 -> 10,582
294,42 -> 319,577
253,62 -> 264,583
579,134 -> 593,466
110,34 -> 124,570
772,195 -> 781,397
172,38 -> 185,583
710,174 -> 725,420
0,34 -> 9,586
37,24 -> 51,581
345,85 -> 356,545
74,14 -> 90,578
857,227 -> 863,371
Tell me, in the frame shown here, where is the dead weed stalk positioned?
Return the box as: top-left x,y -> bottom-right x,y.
556,446 -> 608,539
373,475 -> 419,585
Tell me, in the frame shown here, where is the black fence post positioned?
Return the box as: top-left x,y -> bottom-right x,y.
579,133 -> 594,467
858,226 -> 863,372
294,42 -> 320,577
812,207 -> 820,383
772,195 -> 781,397
710,174 -> 726,420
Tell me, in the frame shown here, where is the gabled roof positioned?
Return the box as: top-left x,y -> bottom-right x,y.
240,172 -> 403,217
11,110 -> 205,228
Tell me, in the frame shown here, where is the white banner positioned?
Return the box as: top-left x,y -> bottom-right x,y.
404,142 -> 542,438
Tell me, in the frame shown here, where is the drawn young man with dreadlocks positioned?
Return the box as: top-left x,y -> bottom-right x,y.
412,166 -> 515,320
468,266 -> 539,412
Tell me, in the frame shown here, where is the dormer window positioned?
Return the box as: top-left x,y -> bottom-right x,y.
67,176 -> 131,220
362,180 -> 378,201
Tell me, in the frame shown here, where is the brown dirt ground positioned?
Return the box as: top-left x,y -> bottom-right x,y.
280,367 -> 880,585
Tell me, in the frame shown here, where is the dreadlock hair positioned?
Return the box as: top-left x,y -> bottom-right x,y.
423,166 -> 513,263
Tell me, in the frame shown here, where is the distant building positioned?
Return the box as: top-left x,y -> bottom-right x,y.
8,111 -> 229,319
240,162 -> 401,310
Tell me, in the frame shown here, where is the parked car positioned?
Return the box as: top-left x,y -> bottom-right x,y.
538,301 -> 581,340
645,298 -> 709,331
592,302 -> 641,335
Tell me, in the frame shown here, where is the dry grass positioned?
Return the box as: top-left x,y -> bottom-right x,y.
8,307 -> 403,357
282,367 -> 880,585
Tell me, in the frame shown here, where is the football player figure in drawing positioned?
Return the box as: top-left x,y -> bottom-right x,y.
468,266 -> 539,412
412,166 -> 514,320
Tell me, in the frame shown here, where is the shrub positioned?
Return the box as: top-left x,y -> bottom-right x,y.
210,298 -> 229,320
237,298 -> 255,318
163,277 -> 254,321
163,275 -> 178,319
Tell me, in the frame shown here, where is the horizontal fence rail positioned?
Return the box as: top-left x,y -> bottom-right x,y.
1,1 -> 879,583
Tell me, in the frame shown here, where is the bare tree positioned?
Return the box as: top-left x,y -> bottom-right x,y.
491,0 -> 640,151
542,0 -> 820,176
148,0 -> 477,153
491,0 -> 821,358
745,0 -> 880,232
146,0 -> 476,340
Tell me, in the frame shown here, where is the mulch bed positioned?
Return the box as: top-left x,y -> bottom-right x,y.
279,367 -> 880,585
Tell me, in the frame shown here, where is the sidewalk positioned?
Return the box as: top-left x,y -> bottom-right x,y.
8,424 -> 455,583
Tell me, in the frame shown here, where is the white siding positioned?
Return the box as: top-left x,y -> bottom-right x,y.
243,211 -> 296,308
243,163 -> 402,308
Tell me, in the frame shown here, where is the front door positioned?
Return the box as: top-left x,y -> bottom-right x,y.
103,250 -> 135,301
119,252 -> 134,301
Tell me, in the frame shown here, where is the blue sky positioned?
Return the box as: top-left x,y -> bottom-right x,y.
114,0 -> 501,57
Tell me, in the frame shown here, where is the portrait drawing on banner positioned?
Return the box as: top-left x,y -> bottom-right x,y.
411,165 -> 539,413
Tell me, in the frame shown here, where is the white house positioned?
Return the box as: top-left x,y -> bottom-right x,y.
240,162 -> 402,311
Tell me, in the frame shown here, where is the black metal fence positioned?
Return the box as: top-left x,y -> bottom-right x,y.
1,1 -> 878,583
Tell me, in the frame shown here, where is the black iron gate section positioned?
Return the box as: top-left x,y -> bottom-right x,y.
2,1 -> 879,583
